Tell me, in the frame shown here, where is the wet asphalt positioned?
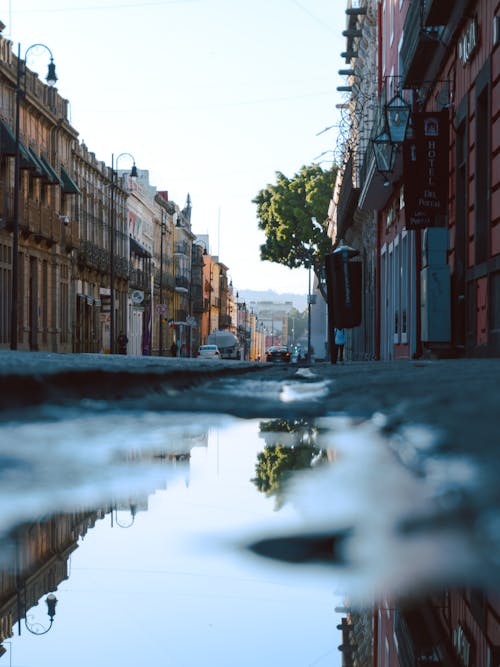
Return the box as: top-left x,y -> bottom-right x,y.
0,351 -> 498,457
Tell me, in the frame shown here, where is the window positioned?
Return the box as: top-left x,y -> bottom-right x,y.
390,0 -> 395,46
401,232 -> 408,342
475,84 -> 490,264
394,237 -> 400,342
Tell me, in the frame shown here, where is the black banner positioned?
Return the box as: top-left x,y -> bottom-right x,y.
404,110 -> 449,230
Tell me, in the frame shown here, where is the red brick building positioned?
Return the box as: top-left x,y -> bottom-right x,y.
332,0 -> 500,359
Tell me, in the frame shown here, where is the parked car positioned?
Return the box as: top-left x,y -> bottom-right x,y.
197,344 -> 221,359
265,345 -> 291,363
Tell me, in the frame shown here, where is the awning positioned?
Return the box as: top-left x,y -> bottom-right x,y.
77,293 -> 100,306
130,236 -> 152,258
61,166 -> 81,195
27,147 -> 48,178
0,120 -> 39,170
40,154 -> 63,186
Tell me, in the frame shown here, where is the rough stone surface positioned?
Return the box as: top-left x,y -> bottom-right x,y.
1,352 -> 498,457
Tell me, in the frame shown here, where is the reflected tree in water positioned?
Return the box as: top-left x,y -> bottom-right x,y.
252,419 -> 326,506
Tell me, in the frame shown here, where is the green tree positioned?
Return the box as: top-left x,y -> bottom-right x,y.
253,164 -> 336,299
252,419 -> 327,509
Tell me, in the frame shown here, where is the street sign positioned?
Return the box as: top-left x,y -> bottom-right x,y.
155,304 -> 168,314
131,290 -> 144,304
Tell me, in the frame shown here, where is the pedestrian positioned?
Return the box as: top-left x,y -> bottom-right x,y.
170,341 -> 178,357
334,328 -> 345,363
117,330 -> 128,355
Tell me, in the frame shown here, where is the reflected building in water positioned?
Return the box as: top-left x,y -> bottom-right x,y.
338,592 -> 500,667
0,509 -> 103,650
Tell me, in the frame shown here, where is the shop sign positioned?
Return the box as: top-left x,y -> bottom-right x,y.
453,625 -> 471,667
458,17 -> 479,66
403,110 -> 449,230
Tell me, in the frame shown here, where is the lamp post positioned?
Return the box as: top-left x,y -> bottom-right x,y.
10,43 -> 57,350
158,210 -> 166,356
21,593 -> 58,635
109,153 -> 138,354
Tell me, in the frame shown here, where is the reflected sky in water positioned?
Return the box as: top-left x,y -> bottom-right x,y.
3,417 -> 344,667
1,400 -> 499,666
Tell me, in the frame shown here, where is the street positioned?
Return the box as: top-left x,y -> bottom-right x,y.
0,351 -> 499,667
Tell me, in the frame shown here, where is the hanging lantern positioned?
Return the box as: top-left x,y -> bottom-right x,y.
372,130 -> 396,174
385,92 -> 411,144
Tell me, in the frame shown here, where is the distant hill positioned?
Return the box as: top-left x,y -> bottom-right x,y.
238,290 -> 307,312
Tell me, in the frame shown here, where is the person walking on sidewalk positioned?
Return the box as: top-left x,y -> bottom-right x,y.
334,327 -> 345,363
117,331 -> 128,355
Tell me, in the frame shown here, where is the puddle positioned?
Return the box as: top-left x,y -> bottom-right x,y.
0,410 -> 498,666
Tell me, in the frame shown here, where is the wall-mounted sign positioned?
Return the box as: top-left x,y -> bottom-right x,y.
458,17 -> 479,66
403,110 -> 449,230
131,290 -> 144,305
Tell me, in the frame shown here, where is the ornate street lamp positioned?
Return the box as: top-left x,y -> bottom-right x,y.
112,503 -> 137,528
385,91 -> 412,144
10,43 -> 57,350
23,593 -> 58,635
371,90 -> 412,187
372,130 -> 397,186
109,153 -> 138,354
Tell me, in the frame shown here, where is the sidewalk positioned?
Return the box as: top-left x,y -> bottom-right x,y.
0,349 -> 262,410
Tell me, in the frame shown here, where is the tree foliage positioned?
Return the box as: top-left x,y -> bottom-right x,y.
252,419 -> 326,509
253,164 -> 336,297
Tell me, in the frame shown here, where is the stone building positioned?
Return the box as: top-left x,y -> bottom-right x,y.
327,0 -> 379,361
0,27 -> 79,352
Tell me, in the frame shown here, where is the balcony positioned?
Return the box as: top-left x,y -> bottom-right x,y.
423,0 -> 454,26
26,201 -> 41,236
61,220 -> 79,251
174,241 -> 188,256
129,266 -> 150,291
219,314 -> 232,329
114,256 -> 129,280
175,275 -> 189,293
192,299 -> 208,313
401,0 -> 444,88
77,240 -> 111,274
154,269 -> 175,291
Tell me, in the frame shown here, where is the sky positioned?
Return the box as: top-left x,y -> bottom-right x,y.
7,418 -> 345,667
2,0 -> 347,295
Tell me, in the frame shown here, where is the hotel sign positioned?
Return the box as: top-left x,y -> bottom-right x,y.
458,17 -> 479,65
403,110 -> 449,230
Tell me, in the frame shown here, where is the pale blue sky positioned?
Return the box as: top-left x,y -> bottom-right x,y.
4,0 -> 346,294
7,418 -> 345,667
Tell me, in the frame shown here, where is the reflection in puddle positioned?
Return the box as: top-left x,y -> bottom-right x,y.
0,412 -> 498,666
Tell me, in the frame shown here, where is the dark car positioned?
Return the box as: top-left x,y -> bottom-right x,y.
266,345 -> 291,363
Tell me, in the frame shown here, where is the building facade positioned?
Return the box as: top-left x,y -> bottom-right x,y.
0,28 -> 79,352
329,0 -> 500,360
0,28 -> 238,356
